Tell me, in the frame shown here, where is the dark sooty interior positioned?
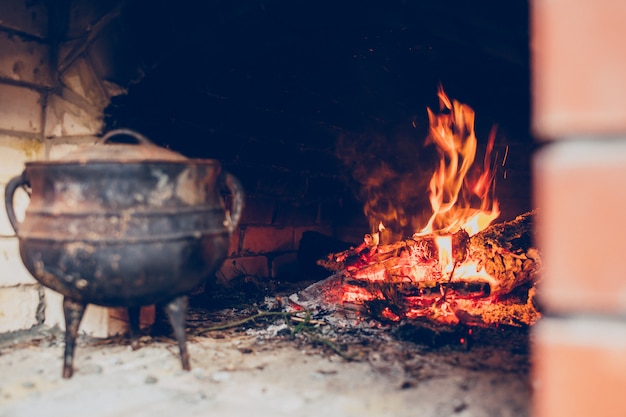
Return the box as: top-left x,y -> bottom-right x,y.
104,0 -> 533,238
104,0 -> 535,354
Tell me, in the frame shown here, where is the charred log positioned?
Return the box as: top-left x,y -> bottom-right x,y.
467,211 -> 540,295
318,211 -> 540,296
312,211 -> 541,327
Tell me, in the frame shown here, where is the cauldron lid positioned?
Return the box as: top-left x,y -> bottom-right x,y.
55,129 -> 188,163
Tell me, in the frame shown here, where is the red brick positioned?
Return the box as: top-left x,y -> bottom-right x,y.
217,256 -> 269,283
236,195 -> 275,225
532,0 -> 626,137
294,226 -> 332,250
273,201 -> 319,227
241,226 -> 294,254
270,252 -> 299,279
533,317 -> 626,417
533,141 -> 626,314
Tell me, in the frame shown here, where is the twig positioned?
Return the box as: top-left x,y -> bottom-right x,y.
291,310 -> 312,335
290,316 -> 326,325
192,309 -> 355,362
194,311 -> 307,334
288,310 -> 357,361
301,330 -> 358,361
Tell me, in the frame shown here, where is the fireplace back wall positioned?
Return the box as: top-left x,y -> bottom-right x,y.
104,0 -> 533,284
0,0 -> 532,335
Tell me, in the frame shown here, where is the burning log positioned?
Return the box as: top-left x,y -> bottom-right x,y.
315,211 -> 541,327
319,211 -> 539,293
466,210 -> 540,295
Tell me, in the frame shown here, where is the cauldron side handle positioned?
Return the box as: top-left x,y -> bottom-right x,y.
4,171 -> 29,235
223,172 -> 244,234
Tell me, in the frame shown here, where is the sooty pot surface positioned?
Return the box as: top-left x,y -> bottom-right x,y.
4,129 -> 244,377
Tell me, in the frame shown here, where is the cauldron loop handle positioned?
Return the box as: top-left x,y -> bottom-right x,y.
222,172 -> 244,234
4,171 -> 29,235
98,128 -> 153,145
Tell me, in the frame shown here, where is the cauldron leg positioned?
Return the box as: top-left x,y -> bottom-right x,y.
62,297 -> 87,379
128,306 -> 141,350
163,296 -> 190,371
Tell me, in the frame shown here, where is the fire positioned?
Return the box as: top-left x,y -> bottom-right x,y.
435,235 -> 453,273
323,86 -> 542,328
413,85 -> 500,276
417,84 -> 500,238
371,222 -> 385,246
453,260 -> 499,288
355,86 -> 501,275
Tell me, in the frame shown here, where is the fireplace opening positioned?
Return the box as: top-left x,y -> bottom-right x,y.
0,0 -> 540,415
94,0 -> 538,360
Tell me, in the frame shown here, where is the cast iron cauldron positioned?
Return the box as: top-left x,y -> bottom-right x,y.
4,129 -> 244,378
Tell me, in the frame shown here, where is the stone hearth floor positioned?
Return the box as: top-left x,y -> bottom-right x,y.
0,310 -> 532,417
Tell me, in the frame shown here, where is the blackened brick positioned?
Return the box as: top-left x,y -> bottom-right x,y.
273,201 -> 319,226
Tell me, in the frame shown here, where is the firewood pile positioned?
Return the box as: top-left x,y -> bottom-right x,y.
315,211 -> 542,327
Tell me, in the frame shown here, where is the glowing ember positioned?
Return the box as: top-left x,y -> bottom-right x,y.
453,260 -> 498,288
318,212 -> 541,327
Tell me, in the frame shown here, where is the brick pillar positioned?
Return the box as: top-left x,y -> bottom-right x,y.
531,1 -> 626,416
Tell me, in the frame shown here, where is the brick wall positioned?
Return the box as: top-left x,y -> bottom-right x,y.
211,143 -> 365,285
531,0 -> 626,416
0,0 -> 151,336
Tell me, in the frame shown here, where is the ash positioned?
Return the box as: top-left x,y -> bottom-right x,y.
0,279 -> 532,417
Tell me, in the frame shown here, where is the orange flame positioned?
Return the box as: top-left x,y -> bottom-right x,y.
351,86 -> 501,282
417,85 -> 500,237
435,235 -> 453,273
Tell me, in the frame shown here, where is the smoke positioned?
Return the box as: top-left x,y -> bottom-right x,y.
335,89 -> 501,244
336,123 -> 438,243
